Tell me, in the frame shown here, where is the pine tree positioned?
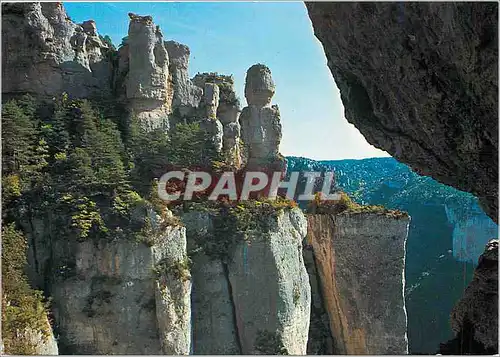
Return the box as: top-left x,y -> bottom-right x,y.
1,97 -> 38,176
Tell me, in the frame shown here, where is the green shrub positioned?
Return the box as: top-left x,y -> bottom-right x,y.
61,194 -> 107,240
254,330 -> 289,355
154,257 -> 191,282
308,192 -> 408,219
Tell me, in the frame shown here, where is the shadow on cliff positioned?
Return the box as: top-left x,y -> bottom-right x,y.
438,318 -> 498,355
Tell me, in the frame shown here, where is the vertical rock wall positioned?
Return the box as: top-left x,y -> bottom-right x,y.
306,213 -> 410,354
182,207 -> 311,355
440,239 -> 498,354
165,40 -> 203,119
190,253 -> 241,354
50,225 -> 191,354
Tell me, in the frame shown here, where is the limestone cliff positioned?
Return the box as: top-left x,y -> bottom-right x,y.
306,212 -> 410,354
181,205 -> 311,355
165,40 -> 203,119
2,4 -> 425,356
27,216 -> 191,355
440,239 -> 498,354
306,2 -> 498,222
2,2 -> 112,98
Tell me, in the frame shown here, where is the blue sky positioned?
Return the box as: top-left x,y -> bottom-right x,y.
64,2 -> 389,160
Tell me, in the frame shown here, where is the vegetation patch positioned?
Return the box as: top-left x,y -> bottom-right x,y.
154,257 -> 192,282
254,330 -> 289,355
192,72 -> 240,107
2,224 -> 51,355
293,284 -> 301,306
307,192 -> 408,219
184,198 -> 298,261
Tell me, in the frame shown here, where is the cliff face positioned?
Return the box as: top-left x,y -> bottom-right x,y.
2,2 -> 112,98
306,212 -> 409,354
48,225 -> 190,354
165,40 -> 203,118
440,239 -> 498,354
306,2 -> 498,222
287,155 -> 499,353
181,207 -> 311,355
17,199 -> 191,354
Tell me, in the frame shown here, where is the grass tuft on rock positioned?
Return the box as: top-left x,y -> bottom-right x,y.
307,192 -> 408,219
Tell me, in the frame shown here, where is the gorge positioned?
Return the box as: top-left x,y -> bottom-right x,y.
1,2 -> 497,356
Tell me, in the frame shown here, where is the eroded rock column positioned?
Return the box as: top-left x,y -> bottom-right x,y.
240,64 -> 285,172
126,13 -> 170,131
165,40 -> 203,119
192,73 -> 242,166
200,83 -> 223,153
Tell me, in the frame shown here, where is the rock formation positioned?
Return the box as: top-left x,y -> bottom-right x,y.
228,210 -> 310,355
439,239 -> 498,354
199,83 -> 223,153
240,64 -> 285,172
19,204 -> 191,354
192,73 -> 242,166
181,206 -> 311,355
306,212 -> 410,354
306,2 -> 498,222
202,82 -> 219,120
165,40 -> 203,119
78,20 -> 108,69
2,4 -> 452,356
2,2 -> 112,98
190,253 -> 241,354
125,13 -> 170,131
